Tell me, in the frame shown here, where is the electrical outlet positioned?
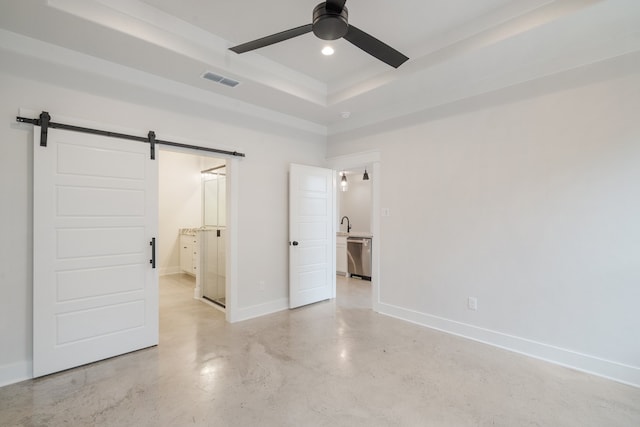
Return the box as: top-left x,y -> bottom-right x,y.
259,280 -> 265,291
468,297 -> 478,311
382,208 -> 390,217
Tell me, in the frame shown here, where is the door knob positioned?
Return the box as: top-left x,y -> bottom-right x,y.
291,241 -> 299,246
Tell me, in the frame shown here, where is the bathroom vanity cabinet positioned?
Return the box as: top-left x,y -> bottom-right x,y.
180,231 -> 198,275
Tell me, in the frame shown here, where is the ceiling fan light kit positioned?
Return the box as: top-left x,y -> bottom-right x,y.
321,46 -> 335,55
229,0 -> 409,68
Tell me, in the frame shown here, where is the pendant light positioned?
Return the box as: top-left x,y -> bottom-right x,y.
363,168 -> 370,180
340,172 -> 348,192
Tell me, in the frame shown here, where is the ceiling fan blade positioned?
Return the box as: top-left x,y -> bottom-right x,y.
343,25 -> 409,68
326,0 -> 347,13
230,24 -> 313,54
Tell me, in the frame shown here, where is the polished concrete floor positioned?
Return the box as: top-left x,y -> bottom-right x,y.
1,274 -> 639,426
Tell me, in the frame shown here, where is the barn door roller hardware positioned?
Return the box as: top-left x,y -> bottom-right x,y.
16,111 -> 246,159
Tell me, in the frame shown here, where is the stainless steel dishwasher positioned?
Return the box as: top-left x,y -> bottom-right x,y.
347,237 -> 372,281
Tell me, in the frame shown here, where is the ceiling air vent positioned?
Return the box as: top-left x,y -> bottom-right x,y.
202,71 -> 240,88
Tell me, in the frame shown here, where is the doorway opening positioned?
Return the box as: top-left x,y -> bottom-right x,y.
335,168 -> 373,310
337,169 -> 373,281
158,149 -> 227,313
329,152 -> 381,311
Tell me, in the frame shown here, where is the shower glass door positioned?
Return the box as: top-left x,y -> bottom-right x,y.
201,166 -> 226,307
202,228 -> 225,307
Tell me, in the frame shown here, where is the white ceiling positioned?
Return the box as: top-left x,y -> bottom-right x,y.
140,0 -> 515,84
0,0 -> 639,139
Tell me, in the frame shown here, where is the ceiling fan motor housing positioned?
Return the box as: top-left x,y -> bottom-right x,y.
312,3 -> 348,40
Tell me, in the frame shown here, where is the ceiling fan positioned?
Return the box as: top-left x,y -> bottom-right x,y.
229,0 -> 409,68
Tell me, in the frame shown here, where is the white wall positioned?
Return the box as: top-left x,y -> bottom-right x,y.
339,173 -> 372,234
158,150 -> 206,275
328,69 -> 640,386
0,68 -> 325,386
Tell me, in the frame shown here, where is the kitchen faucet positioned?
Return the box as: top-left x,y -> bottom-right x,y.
340,216 -> 352,233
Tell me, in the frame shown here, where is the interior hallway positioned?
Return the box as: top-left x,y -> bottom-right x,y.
0,275 -> 638,426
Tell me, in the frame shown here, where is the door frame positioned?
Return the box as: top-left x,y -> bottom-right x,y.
327,151 -> 381,311
225,155 -> 240,322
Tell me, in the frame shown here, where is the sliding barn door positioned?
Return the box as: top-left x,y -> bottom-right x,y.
33,127 -> 158,377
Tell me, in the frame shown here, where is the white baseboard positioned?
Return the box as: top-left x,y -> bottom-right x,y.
159,266 -> 181,276
232,298 -> 289,323
377,302 -> 640,388
0,361 -> 32,388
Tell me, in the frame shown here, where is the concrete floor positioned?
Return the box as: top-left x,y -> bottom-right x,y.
1,274 -> 639,426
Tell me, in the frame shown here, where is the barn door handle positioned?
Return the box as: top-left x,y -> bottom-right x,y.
150,238 -> 156,268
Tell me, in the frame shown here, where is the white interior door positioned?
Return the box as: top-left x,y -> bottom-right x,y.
33,127 -> 158,377
289,164 -> 335,308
